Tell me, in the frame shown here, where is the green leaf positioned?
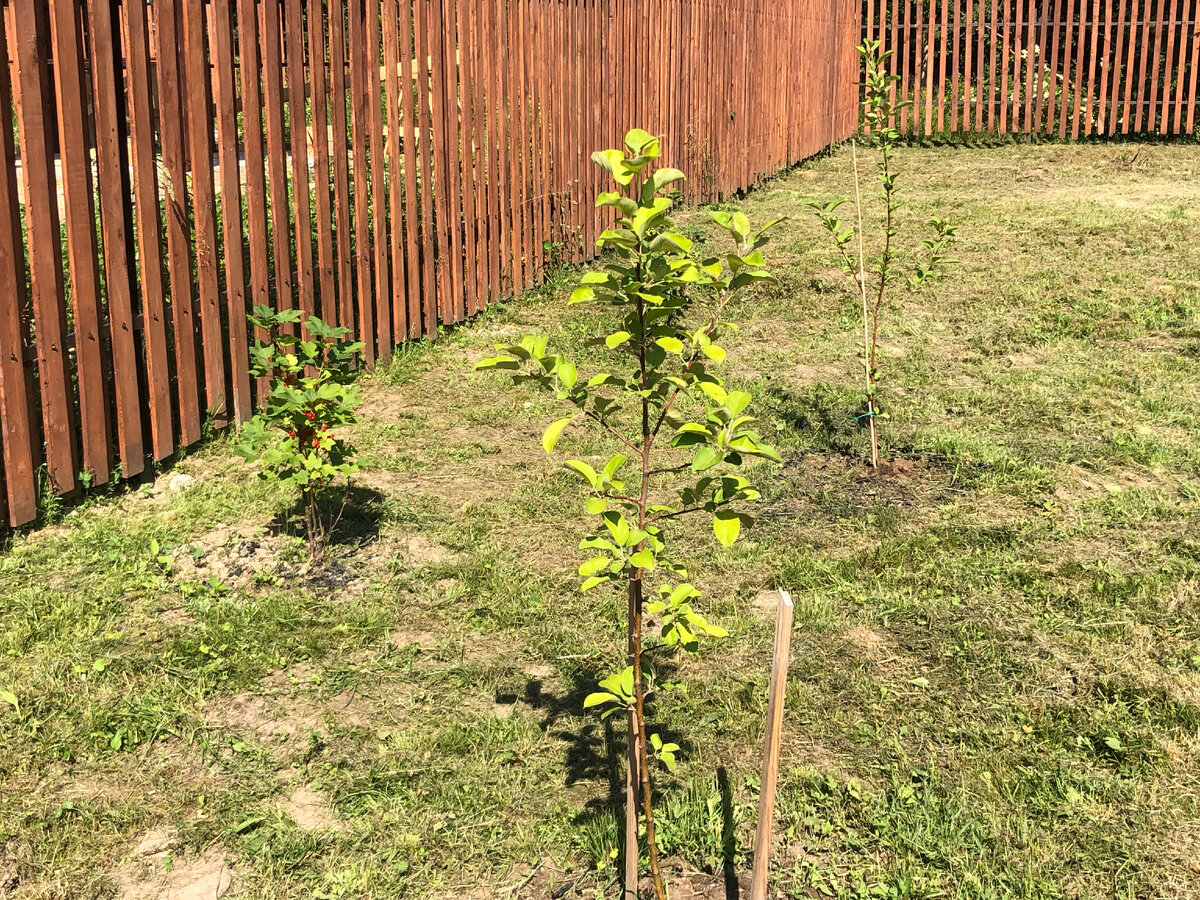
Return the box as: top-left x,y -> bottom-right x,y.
650,167 -> 686,193
655,336 -> 684,354
583,692 -> 621,708
701,343 -> 726,363
592,148 -> 636,186
542,416 -> 575,453
700,382 -> 728,404
585,496 -> 607,515
725,390 -> 752,415
0,690 -> 18,716
565,460 -> 599,486
629,549 -> 656,570
570,287 -> 596,304
606,331 -> 632,349
581,575 -> 609,592
474,356 -> 520,371
692,446 -> 721,472
579,556 -> 609,576
713,510 -> 742,546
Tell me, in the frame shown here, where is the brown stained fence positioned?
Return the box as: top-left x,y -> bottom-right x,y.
0,0 -> 860,527
864,0 -> 1200,136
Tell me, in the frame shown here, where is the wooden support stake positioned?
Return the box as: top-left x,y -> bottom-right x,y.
749,589 -> 795,900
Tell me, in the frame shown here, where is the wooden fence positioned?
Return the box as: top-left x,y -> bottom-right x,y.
0,0 -> 860,527
864,0 -> 1200,136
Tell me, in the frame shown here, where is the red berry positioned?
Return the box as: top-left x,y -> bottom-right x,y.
287,430 -> 295,438
312,438 -> 320,447
305,410 -> 316,421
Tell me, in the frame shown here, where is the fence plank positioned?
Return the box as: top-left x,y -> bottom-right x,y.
329,0 -> 355,332
285,0 -> 317,322
399,0 -> 424,334
383,0 -> 407,337
441,0 -> 466,321
213,0 -> 251,423
1124,0 -> 1141,131
16,0 -> 78,495
348,0 -> 376,359
1097,0 -> 1114,134
236,0 -> 273,390
262,0 -> 296,320
1107,0 -> 1125,135
88,0 -> 145,474
1164,0 -> 1181,132
181,0 -> 228,428
123,0 -> 174,456
0,1 -> 37,523
1187,4 -> 1200,133
414,0 -> 438,337
309,0 -> 337,323
365,0 -> 391,360
51,0 -> 112,480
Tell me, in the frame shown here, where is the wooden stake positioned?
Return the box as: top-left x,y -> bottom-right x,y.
750,590 -> 795,900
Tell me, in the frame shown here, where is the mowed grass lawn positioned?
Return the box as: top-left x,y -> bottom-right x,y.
3,142 -> 1200,900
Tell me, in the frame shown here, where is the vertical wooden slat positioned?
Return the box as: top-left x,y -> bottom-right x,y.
1036,0 -> 1053,131
349,0 -> 376,359
329,0 -> 355,331
1049,0 -> 1066,133
284,0 -> 316,321
483,0 -> 503,306
88,0 -> 145,474
181,0 -> 227,428
1186,7 -> 1200,133
1123,0 -> 1140,131
415,0 -> 438,336
124,0 -> 174,456
1096,0 -> 1115,134
1023,0 -> 1036,133
363,0 -> 389,347
236,0 -> 273,384
964,0 -> 975,130
504,0 -> 523,287
51,0 -> 112,478
1163,0 -> 1181,132
457,0 -> 479,314
0,1 -> 37,523
975,0 -> 987,128
383,0 -> 407,338
262,0 -> 296,317
1134,0 -> 1153,129
988,0 -> 1000,130
1108,0 -> 1128,134
1012,0 -> 1024,131
428,0 -> 452,321
891,0 -> 901,129
998,0 -> 1010,133
468,0 -> 489,311
938,0 -> 949,131
16,0 -> 78,493
1147,0 -> 1166,131
211,0 -> 251,424
399,0 -> 424,335
516,0 -> 533,289
1083,0 -> 1102,134
309,0 -> 337,323
901,0 -> 912,131
951,0 -> 962,130
441,0 -> 466,321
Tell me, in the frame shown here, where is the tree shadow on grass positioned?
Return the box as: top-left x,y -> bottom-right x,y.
496,656 -> 694,881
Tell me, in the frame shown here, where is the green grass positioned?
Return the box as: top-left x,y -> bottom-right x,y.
3,142 -> 1200,899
